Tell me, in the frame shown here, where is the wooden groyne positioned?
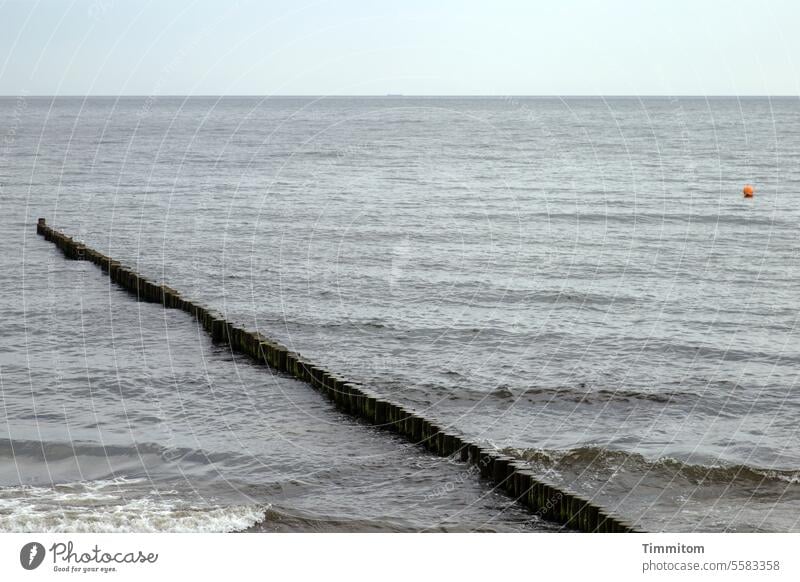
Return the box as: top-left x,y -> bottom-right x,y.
36,218 -> 639,533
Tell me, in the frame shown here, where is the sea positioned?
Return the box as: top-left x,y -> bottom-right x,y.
1,96 -> 799,532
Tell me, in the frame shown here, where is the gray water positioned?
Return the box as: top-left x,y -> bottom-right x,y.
1,96 -> 799,532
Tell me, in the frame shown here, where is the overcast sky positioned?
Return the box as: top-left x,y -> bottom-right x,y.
1,0 -> 798,96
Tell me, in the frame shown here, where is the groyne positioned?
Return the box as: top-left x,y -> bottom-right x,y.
36,218 -> 639,533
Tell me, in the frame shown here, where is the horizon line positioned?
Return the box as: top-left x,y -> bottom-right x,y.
2,94 -> 800,99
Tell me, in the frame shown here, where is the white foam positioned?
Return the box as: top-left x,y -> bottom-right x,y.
2,503 -> 268,533
0,480 -> 268,532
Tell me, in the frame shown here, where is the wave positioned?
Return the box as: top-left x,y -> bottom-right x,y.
0,438 -> 264,487
240,506 -> 536,533
0,438 -> 251,467
433,287 -> 644,309
0,478 -> 267,532
516,212 -> 793,228
638,340 -> 799,365
241,507 -> 412,533
288,318 -> 397,333
501,445 -> 800,486
446,382 -> 696,405
510,386 -> 695,405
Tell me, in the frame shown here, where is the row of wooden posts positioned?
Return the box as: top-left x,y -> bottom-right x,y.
37,217 -> 638,533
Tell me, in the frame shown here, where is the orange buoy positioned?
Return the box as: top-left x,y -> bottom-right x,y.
743,184 -> 755,198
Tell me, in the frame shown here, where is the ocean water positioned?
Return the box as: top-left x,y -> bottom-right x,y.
1,96 -> 799,532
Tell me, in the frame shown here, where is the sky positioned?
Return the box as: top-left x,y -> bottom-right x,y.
0,0 -> 799,96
